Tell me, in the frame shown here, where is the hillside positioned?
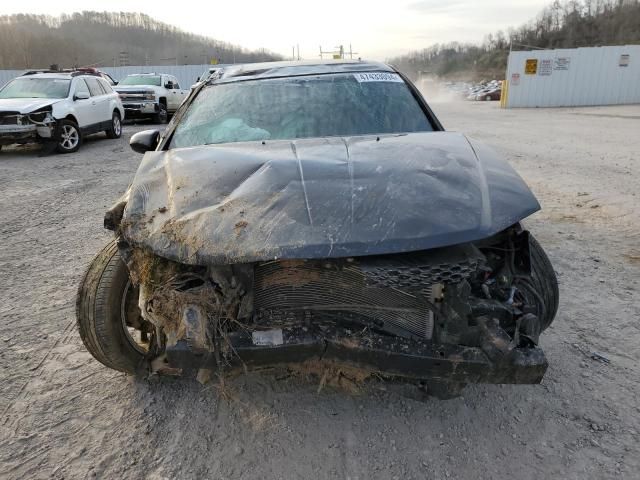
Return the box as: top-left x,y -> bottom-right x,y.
390,0 -> 640,80
0,11 -> 282,69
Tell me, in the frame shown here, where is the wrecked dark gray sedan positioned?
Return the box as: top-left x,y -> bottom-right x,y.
77,61 -> 558,398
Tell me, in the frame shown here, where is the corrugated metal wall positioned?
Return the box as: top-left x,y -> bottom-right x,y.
505,45 -> 640,108
0,70 -> 24,87
0,65 -> 213,90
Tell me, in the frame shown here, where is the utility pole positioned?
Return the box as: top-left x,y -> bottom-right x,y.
348,44 -> 356,59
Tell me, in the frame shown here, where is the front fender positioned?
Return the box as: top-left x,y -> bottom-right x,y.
50,100 -> 71,120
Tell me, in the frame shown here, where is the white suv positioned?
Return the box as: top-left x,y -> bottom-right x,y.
0,71 -> 125,153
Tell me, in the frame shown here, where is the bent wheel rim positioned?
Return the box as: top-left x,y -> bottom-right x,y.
60,125 -> 79,150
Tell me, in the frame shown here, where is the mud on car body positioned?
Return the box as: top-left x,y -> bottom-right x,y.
77,60 -> 558,398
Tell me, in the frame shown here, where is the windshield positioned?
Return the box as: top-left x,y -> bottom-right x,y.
0,77 -> 70,99
120,75 -> 161,86
170,72 -> 433,148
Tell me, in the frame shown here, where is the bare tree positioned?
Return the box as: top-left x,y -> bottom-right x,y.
0,11 -> 283,69
390,0 -> 640,80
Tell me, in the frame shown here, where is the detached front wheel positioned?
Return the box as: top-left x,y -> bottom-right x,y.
76,240 -> 152,373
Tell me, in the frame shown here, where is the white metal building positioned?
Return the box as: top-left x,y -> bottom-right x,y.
504,45 -> 640,108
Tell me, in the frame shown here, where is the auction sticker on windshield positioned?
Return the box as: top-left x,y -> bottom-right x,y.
353,72 -> 404,83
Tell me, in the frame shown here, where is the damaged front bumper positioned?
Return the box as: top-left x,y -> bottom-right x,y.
115,223 -> 553,389
0,115 -> 55,145
166,323 -> 547,385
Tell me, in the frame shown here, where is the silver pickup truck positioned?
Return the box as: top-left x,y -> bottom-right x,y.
115,73 -> 188,123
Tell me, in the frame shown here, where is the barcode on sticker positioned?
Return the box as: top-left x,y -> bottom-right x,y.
353,73 -> 403,83
252,329 -> 284,346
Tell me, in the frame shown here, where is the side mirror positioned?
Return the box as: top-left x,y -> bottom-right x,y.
130,130 -> 160,154
113,81 -> 119,85
165,82 -> 174,89
74,91 -> 90,101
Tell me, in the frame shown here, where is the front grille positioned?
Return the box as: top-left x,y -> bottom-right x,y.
253,246 -> 483,340
118,91 -> 149,102
254,259 -> 437,339
359,246 -> 482,289
0,112 -> 21,126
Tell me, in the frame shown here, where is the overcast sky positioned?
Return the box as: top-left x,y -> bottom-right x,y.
1,0 -> 552,59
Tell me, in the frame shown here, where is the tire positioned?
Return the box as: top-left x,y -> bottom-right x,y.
153,102 -> 168,124
105,111 -> 122,139
76,240 -> 146,373
55,119 -> 82,153
526,235 -> 559,330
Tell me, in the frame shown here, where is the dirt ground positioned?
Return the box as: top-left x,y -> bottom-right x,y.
1,101 -> 639,480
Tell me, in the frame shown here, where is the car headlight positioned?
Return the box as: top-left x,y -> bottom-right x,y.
28,111 -> 53,124
144,93 -> 156,101
27,106 -> 54,125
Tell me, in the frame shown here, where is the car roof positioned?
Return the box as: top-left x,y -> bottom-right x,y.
19,73 -> 75,80
215,60 -> 396,84
19,71 -> 112,81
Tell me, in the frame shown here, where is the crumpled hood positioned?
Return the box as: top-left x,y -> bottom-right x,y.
0,98 -> 58,113
121,131 -> 540,265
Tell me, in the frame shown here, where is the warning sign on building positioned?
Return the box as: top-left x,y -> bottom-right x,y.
554,57 -> 571,70
539,59 -> 553,76
525,59 -> 538,75
511,73 -> 521,86
619,54 -> 630,67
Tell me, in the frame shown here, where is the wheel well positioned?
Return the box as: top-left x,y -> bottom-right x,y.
159,97 -> 167,106
65,114 -> 79,125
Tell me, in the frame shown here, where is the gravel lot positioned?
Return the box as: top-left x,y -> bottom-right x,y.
1,102 -> 639,480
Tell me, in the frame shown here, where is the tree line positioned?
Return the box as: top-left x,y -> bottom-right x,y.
390,0 -> 640,80
0,11 -> 283,69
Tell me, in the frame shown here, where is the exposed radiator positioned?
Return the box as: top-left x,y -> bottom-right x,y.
254,259 -> 437,339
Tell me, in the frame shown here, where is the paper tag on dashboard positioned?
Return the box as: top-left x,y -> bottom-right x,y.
353,72 -> 403,83
252,329 -> 284,346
